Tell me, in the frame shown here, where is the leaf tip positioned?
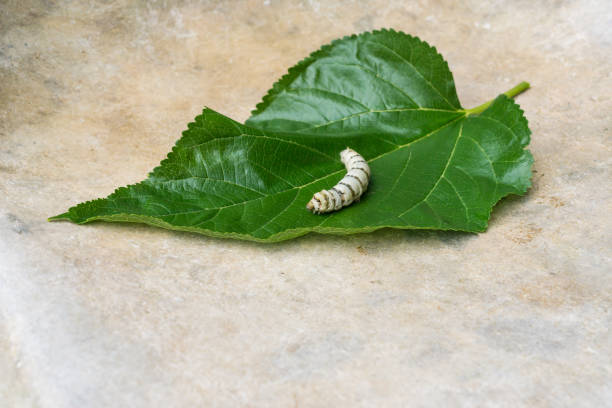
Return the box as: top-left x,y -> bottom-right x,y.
48,212 -> 71,222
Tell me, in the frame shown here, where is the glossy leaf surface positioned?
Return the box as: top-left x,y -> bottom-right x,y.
51,30 -> 533,242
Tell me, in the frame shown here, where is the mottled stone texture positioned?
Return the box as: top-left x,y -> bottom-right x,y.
1,0 -> 610,407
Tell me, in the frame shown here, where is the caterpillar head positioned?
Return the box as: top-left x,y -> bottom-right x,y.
306,192 -> 326,214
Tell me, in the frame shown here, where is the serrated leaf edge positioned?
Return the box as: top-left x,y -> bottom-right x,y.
247,28 -> 459,121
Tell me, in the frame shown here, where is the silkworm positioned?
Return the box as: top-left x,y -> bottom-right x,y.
306,147 -> 371,214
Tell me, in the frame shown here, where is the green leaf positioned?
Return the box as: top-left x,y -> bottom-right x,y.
51,29 -> 533,242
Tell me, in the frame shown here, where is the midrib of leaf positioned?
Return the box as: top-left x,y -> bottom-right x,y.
291,79 -> 530,135
300,107 -> 460,131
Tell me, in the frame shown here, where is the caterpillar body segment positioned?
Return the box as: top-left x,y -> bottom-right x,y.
306,147 -> 371,214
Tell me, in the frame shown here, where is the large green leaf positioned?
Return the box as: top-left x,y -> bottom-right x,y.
51,29 -> 533,242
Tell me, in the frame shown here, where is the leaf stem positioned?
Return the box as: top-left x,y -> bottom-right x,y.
464,81 -> 530,116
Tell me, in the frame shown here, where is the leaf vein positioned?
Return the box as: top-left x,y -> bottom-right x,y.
252,189 -> 301,234
399,122 -> 464,218
444,176 -> 469,225
366,40 -> 457,109
319,60 -> 421,107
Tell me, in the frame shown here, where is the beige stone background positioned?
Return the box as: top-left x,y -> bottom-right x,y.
1,0 -> 611,406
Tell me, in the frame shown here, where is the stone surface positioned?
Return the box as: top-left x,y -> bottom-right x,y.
1,0 -> 611,406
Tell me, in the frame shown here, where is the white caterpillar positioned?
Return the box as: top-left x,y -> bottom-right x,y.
306,147 -> 371,214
